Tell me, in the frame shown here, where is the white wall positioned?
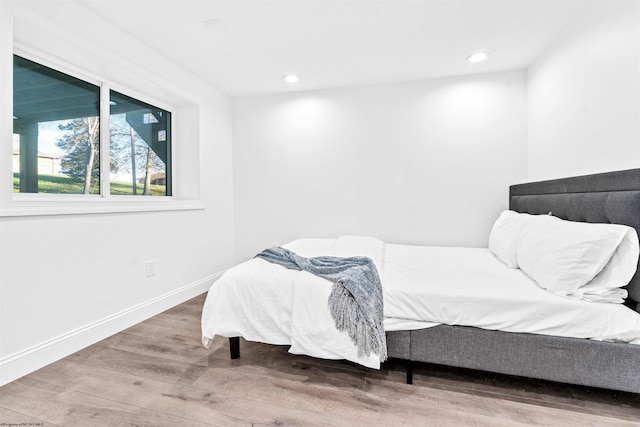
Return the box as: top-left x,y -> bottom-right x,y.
0,2 -> 235,385
527,1 -> 640,181
232,71 -> 528,261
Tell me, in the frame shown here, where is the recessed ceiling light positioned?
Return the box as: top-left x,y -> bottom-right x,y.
466,52 -> 489,63
283,74 -> 299,83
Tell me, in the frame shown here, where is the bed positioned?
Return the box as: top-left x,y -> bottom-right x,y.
201,168 -> 640,393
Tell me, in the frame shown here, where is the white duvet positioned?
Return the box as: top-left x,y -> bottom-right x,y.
201,236 -> 640,369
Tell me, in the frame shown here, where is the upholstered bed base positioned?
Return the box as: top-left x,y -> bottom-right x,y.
386,325 -> 640,393
387,168 -> 640,393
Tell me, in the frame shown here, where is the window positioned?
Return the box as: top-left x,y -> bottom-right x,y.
110,91 -> 172,196
12,54 -> 172,196
13,55 -> 100,194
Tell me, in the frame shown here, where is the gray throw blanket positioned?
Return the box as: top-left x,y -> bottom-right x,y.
255,247 -> 387,362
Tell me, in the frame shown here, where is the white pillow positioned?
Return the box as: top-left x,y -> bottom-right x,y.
574,227 -> 639,303
488,210 -> 537,268
517,216 -> 635,298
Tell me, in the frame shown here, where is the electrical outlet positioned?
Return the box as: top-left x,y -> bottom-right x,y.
145,259 -> 156,277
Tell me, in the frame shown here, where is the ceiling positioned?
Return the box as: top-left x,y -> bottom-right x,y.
16,0 -> 599,97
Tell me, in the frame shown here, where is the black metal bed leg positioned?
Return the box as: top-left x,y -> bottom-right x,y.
229,337 -> 240,359
406,361 -> 413,385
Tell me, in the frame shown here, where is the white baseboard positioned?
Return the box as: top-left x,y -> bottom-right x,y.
0,272 -> 223,387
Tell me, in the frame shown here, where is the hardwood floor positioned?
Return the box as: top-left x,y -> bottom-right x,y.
2,293 -> 640,426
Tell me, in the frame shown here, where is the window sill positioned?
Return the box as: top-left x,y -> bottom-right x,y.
0,197 -> 204,217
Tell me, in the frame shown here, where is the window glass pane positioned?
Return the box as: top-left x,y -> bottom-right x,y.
13,55 -> 100,194
109,90 -> 171,196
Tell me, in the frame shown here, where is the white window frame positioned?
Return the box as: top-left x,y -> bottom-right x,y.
1,45 -> 203,217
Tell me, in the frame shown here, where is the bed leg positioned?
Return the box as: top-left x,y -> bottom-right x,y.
229,337 -> 240,359
406,361 -> 413,385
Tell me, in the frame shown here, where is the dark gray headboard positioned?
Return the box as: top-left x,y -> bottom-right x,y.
509,168 -> 640,305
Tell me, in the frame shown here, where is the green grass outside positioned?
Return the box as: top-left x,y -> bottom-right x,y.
13,173 -> 167,196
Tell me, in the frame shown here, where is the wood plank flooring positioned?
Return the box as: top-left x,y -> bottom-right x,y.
2,293 -> 640,426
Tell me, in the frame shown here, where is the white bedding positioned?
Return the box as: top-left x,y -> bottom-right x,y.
383,244 -> 640,342
201,237 -> 383,368
201,236 -> 640,369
